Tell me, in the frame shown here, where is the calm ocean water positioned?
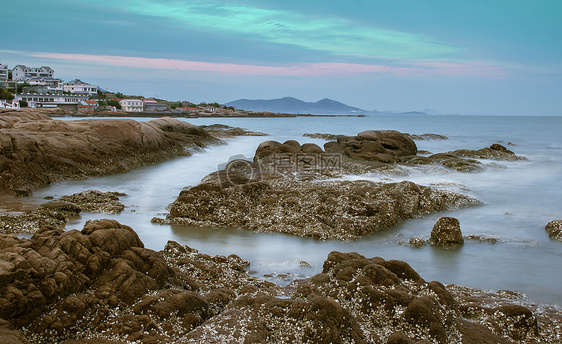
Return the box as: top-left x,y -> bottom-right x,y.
8,114 -> 562,305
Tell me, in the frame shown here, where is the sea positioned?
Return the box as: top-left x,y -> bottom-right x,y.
3,114 -> 562,306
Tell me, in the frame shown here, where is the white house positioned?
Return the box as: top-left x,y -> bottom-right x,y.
26,77 -> 64,93
0,63 -> 9,81
12,65 -> 54,80
63,79 -> 98,95
119,99 -> 143,112
15,93 -> 88,108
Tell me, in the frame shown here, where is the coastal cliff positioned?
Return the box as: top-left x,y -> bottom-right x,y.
0,109 -> 219,195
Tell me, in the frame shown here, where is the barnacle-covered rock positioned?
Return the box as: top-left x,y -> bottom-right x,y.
158,176 -> 480,241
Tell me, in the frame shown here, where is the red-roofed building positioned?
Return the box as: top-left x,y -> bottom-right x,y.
177,107 -> 201,113
84,100 -> 99,108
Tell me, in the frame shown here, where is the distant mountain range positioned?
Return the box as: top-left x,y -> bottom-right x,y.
225,97 -> 429,115
225,97 -> 374,115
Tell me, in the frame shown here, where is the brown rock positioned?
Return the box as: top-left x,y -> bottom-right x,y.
545,220 -> 562,241
446,144 -> 525,161
0,318 -> 31,344
159,178 -> 480,241
0,110 -> 219,195
429,217 -> 464,247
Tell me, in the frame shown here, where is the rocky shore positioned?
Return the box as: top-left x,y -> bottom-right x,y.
0,190 -> 126,234
2,116 -> 556,343
0,109 -> 221,196
1,220 -> 560,344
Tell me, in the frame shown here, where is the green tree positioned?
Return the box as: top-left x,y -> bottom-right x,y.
97,100 -> 107,106
107,99 -> 121,109
0,89 -> 14,100
16,82 -> 29,93
19,100 -> 28,107
170,101 -> 183,109
115,92 -> 124,99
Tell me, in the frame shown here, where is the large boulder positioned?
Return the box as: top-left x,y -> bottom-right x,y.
429,217 -> 464,247
324,130 -> 417,163
0,219 -> 173,328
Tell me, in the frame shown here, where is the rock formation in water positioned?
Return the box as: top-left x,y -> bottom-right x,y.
156,171 -> 480,240
0,190 -> 126,234
299,131 -> 525,173
0,109 -> 219,195
0,221 -> 558,343
429,216 -> 465,248
323,130 -> 417,163
200,124 -> 269,137
545,220 -> 562,241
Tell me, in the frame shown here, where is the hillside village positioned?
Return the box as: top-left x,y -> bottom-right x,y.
0,62 -> 267,117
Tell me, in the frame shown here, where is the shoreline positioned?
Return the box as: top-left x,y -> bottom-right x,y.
48,111 -> 367,119
1,110 -> 561,343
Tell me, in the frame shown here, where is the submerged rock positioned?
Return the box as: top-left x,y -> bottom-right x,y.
545,220 -> 562,241
409,237 -> 427,247
303,132 -> 340,140
406,133 -> 449,140
446,144 -> 526,161
201,124 -> 268,137
58,190 -> 126,214
0,190 -> 126,234
430,217 -> 464,247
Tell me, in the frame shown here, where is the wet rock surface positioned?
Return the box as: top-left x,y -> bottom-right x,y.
261,134 -> 524,174
1,222 -> 560,343
446,144 -> 526,162
0,109 -> 220,195
58,190 -> 126,214
429,216 -> 465,248
0,190 -> 126,234
323,130 -> 418,163
545,220 -> 562,241
157,174 -> 480,240
303,132 -> 340,140
406,133 -> 449,140
200,124 -> 268,137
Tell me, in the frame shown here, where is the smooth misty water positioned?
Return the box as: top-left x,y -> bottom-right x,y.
5,115 -> 562,306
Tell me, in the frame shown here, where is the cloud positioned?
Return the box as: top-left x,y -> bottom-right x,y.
83,0 -> 460,59
32,52 -> 508,78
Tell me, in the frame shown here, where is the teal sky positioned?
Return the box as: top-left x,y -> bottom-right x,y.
2,0 -> 561,114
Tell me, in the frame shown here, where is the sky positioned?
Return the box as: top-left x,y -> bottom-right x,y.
1,0 -> 561,115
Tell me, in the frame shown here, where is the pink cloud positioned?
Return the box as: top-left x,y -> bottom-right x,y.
388,61 -> 509,78
32,52 -> 507,78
